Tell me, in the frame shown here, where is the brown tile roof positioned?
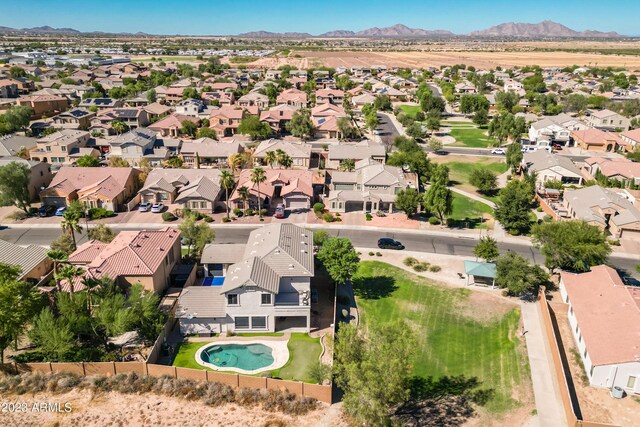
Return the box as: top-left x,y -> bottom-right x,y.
44,167 -> 136,195
571,129 -> 623,146
561,265 -> 640,366
231,169 -> 313,202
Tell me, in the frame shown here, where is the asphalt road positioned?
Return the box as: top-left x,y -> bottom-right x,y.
2,225 -> 638,279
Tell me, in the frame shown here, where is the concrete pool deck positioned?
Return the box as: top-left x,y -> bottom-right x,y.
194,339 -> 290,375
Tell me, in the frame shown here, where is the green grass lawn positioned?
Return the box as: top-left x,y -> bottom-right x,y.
171,333 -> 322,382
353,262 -> 530,414
399,105 -> 422,119
444,158 -> 508,188
271,333 -> 322,383
449,127 -> 493,148
449,193 -> 494,228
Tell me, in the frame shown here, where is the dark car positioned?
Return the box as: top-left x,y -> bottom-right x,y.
377,238 -> 404,250
38,205 -> 56,217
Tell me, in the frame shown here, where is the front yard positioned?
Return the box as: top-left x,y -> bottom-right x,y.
171,333 -> 322,383
352,261 -> 532,415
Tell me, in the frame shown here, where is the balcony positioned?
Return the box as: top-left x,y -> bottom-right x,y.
274,292 -> 310,311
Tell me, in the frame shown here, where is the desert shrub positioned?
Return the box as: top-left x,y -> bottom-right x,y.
368,251 -> 375,256
375,252 -> 382,257
245,208 -> 255,216
222,217 -> 231,223
204,216 -> 213,223
307,361 -> 332,385
313,202 -> 325,214
413,262 -> 430,272
608,239 -> 621,246
536,206 -> 543,212
323,213 -> 334,222
429,265 -> 442,272
233,208 -> 243,217
403,257 -> 418,266
365,213 -> 372,221
162,212 -> 177,222
7,210 -> 27,220
428,216 -> 441,225
259,208 -> 267,216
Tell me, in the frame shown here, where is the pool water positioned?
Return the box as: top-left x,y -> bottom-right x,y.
200,343 -> 274,370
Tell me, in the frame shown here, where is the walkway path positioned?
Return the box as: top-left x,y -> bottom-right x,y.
520,301 -> 567,427
450,187 -> 496,208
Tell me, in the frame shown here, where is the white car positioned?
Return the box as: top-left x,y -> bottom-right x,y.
491,148 -> 506,155
151,203 -> 164,213
138,202 -> 151,212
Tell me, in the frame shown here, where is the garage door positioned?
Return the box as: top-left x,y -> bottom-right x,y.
285,197 -> 309,209
43,197 -> 66,208
620,228 -> 640,241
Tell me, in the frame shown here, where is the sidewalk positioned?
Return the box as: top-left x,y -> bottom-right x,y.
450,187 -> 496,208
520,301 -> 567,427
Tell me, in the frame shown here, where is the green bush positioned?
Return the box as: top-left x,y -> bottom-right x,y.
375,252 -> 382,257
536,206 -> 543,212
368,251 -> 375,256
233,208 -> 243,217
428,216 -> 441,225
429,265 -> 442,272
88,207 -> 114,220
608,239 -> 621,246
365,213 -> 372,221
323,213 -> 335,222
313,202 -> 325,213
259,208 -> 267,216
222,217 -> 231,223
204,216 -> 213,223
403,257 -> 418,266
245,208 -> 255,216
162,212 -> 177,222
543,214 -> 553,222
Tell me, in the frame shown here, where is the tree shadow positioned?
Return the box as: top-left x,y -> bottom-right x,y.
446,218 -> 486,230
352,275 -> 398,300
393,375 -> 496,427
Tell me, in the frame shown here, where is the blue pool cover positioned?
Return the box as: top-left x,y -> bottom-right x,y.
203,276 -> 225,286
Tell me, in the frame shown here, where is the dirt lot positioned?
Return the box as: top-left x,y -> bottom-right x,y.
550,295 -> 640,427
0,389 -> 345,427
251,42 -> 640,70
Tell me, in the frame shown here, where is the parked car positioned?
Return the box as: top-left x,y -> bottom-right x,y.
377,238 -> 405,250
274,203 -> 285,219
491,148 -> 505,155
150,203 -> 164,213
38,205 -> 56,217
55,207 -> 66,216
138,202 -> 151,212
553,144 -> 563,151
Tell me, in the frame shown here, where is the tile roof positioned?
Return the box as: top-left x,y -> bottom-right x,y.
43,166 -> 136,196
561,265 -> 640,366
175,286 -> 227,318
0,240 -> 48,280
564,185 -> 640,227
231,169 -> 313,201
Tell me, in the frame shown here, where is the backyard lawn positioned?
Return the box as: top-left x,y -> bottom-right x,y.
352,261 -> 531,414
172,333 -> 322,383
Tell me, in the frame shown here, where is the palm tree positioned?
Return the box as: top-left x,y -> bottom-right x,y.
280,154 -> 293,169
82,276 -> 101,312
112,120 -> 127,135
58,265 -> 84,293
250,167 -> 267,219
61,210 -> 82,250
275,149 -> 287,167
264,151 -> 277,168
219,170 -> 235,220
46,249 -> 68,292
238,186 -> 250,216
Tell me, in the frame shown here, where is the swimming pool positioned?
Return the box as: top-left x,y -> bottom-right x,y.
195,340 -> 289,374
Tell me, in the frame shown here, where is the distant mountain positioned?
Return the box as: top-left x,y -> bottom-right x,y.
469,20 -> 620,38
355,24 -> 454,38
0,25 -> 81,34
318,30 -> 356,38
237,30 -> 312,38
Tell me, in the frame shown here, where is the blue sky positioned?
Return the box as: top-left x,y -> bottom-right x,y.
2,0 -> 638,35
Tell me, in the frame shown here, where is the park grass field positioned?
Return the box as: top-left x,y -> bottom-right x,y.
352,261 -> 531,414
441,157 -> 509,188
449,126 -> 493,148
450,193 -> 494,225
399,104 -> 422,119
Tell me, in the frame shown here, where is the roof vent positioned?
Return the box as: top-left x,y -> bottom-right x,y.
288,264 -> 294,269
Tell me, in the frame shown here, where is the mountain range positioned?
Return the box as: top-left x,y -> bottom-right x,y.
0,21 -> 625,38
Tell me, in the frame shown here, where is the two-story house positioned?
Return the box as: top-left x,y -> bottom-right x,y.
276,88 -> 307,109
179,137 -> 243,168
17,95 -> 69,119
315,88 -> 344,105
324,158 -> 418,213
51,108 -> 96,130
107,127 -> 180,166
237,92 -> 269,110
209,106 -> 247,138
587,109 -> 631,132
176,224 -> 314,334
253,139 -> 313,169
29,129 -> 90,169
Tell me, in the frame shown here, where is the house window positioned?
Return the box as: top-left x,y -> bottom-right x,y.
191,202 -> 198,209
234,316 -> 249,329
227,294 -> 238,305
61,146 -> 67,152
58,158 -> 65,163
583,349 -> 588,359
200,201 -> 207,209
261,294 -> 272,305
627,376 -> 636,389
251,316 -> 267,329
